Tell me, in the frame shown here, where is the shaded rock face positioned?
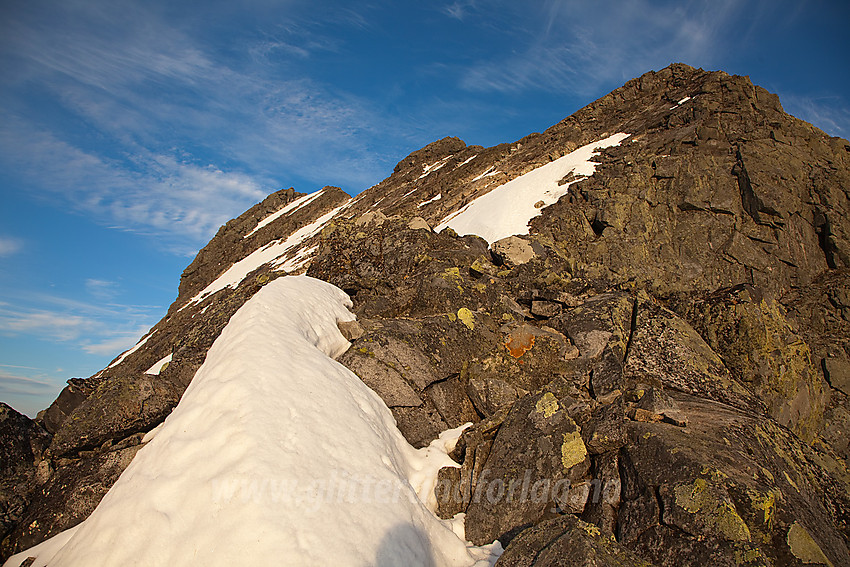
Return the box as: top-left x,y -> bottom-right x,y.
3,63 -> 850,566
3,443 -> 141,557
0,404 -> 49,556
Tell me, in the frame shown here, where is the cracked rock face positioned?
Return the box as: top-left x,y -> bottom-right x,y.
3,63 -> 850,566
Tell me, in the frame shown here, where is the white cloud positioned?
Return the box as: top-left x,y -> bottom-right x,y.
0,119 -> 267,247
0,363 -> 40,371
456,0 -> 742,96
0,293 -> 158,355
0,237 -> 24,257
0,309 -> 94,341
783,94 -> 850,138
0,3 -> 395,252
0,371 -> 56,397
85,279 -> 120,301
0,370 -> 63,417
81,325 -> 151,356
443,1 -> 476,21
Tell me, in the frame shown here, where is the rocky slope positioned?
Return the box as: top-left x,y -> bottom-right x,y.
3,63 -> 850,566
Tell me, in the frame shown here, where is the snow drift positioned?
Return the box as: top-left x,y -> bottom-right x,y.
6,276 -> 499,567
435,133 -> 630,243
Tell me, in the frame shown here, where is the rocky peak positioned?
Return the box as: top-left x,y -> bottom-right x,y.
3,63 -> 850,566
392,136 -> 470,174
176,185 -> 350,305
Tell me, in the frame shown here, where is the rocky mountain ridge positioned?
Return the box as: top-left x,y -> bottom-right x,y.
2,62 -> 850,566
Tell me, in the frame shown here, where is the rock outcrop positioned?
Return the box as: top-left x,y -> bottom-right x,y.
3,63 -> 850,566
0,404 -> 49,556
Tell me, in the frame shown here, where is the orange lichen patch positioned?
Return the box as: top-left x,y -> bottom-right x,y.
505,326 -> 535,358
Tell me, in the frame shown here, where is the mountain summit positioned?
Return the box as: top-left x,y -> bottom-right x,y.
3,63 -> 850,566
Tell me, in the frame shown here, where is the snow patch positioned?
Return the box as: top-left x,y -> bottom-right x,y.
107,333 -> 152,369
436,133 -> 630,243
418,156 -> 453,179
5,526 -> 81,567
277,244 -> 318,273
5,276 -> 501,567
471,166 -> 499,182
670,96 -> 692,109
456,155 -> 477,168
141,422 -> 164,443
244,189 -> 325,238
183,202 -> 349,309
418,193 -> 442,208
144,353 -> 172,375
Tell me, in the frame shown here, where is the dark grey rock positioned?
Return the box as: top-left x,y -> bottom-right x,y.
496,514 -> 654,567
465,391 -> 590,546
0,404 -> 50,557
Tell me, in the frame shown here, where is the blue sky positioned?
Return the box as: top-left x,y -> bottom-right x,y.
1,0 -> 848,417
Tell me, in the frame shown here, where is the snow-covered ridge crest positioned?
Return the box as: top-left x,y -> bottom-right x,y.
6,276 -> 499,567
436,133 -> 630,243
243,188 -> 326,238
181,199 -> 350,309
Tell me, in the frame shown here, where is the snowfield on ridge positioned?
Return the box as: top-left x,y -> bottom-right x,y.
5,276 -> 500,567
436,133 -> 630,243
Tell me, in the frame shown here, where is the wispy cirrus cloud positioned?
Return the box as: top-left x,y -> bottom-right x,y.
0,366 -> 64,417
455,0 -> 744,96
0,121 -> 267,249
0,288 -> 161,416
81,325 -> 153,356
0,309 -> 94,341
0,236 -> 24,257
0,370 -> 56,400
443,1 -> 477,21
0,291 -> 158,351
85,279 -> 120,301
783,94 -> 850,139
1,1 -> 395,253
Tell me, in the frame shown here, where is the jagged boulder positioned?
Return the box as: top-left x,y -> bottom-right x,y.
615,391 -> 850,567
464,391 -> 591,546
0,404 -> 49,556
339,314 -> 494,446
622,297 -> 764,413
37,377 -> 101,435
48,373 -> 179,457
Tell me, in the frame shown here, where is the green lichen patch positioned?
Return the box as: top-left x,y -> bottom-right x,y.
715,502 -> 753,542
561,430 -> 587,471
457,307 -> 475,330
733,544 -> 768,566
579,522 -> 602,537
535,392 -> 559,417
675,478 -> 710,514
674,478 -> 752,542
442,267 -> 464,292
786,522 -> 834,567
747,489 -> 776,533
